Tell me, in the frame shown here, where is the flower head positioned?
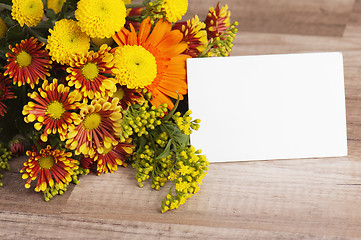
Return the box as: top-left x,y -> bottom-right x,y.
20,145 -> 78,192
93,138 -> 134,174
0,17 -> 8,38
0,74 -> 16,117
22,79 -> 82,142
75,0 -> 126,38
66,97 -> 123,157
11,0 -> 44,27
205,3 -> 231,39
66,44 -> 117,99
47,19 -> 90,65
47,0 -> 66,14
4,37 -> 52,89
112,85 -> 144,110
161,0 -> 188,23
173,15 -> 208,58
113,17 -> 190,109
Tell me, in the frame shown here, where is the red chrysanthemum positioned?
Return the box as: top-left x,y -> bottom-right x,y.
173,15 -> 208,58
204,3 -> 231,39
22,79 -> 82,142
93,138 -> 134,174
112,85 -> 145,110
0,73 -> 16,117
4,37 -> 52,89
20,145 -> 78,192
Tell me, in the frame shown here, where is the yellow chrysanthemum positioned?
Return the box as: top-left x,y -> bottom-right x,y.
113,45 -> 157,89
11,0 -> 44,27
47,0 -> 66,14
46,19 -> 90,65
162,0 -> 188,23
0,17 -> 7,38
75,0 -> 127,38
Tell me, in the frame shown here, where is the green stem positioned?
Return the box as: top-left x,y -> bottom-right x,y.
0,3 -> 12,11
26,27 -> 47,43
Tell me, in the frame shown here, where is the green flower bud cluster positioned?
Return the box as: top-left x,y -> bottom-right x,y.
71,166 -> 90,185
43,182 -> 68,202
144,0 -> 168,25
0,144 -> 11,188
202,21 -> 238,57
121,100 -> 168,141
131,143 -> 155,187
172,110 -> 201,135
161,146 -> 208,213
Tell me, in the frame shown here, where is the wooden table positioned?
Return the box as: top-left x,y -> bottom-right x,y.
1,0 -> 361,239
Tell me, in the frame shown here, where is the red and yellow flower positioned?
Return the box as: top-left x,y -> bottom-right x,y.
20,145 -> 78,192
173,15 -> 208,58
4,37 -> 52,89
65,97 -> 123,157
112,17 -> 190,109
66,44 -> 117,99
92,138 -> 134,174
0,74 -> 16,117
112,85 -> 144,110
205,3 -> 231,39
22,79 -> 82,142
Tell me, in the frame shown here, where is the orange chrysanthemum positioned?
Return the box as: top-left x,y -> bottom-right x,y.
66,44 -> 116,99
205,3 -> 231,39
93,138 -> 134,174
4,37 -> 52,89
112,85 -> 144,110
112,17 -> 190,109
0,73 -> 16,117
23,79 -> 82,142
66,97 -> 123,157
20,145 -> 78,192
173,15 -> 208,58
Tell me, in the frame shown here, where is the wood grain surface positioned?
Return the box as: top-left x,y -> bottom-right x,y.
1,0 -> 361,239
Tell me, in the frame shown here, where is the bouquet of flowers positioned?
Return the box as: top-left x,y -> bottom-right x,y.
0,0 -> 237,212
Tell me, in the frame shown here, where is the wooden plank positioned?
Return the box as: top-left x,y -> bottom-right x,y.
185,0 -> 355,37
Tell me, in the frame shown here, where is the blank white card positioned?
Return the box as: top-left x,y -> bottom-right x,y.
187,52 -> 347,162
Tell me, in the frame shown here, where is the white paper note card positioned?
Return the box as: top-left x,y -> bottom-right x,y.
187,52 -> 347,162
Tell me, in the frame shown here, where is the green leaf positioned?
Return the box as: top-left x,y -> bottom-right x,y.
6,24 -> 26,44
156,139 -> 172,160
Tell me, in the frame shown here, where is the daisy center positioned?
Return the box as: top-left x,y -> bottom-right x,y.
38,156 -> 55,170
113,88 -> 125,100
16,51 -> 32,67
24,0 -> 43,16
81,62 -> 99,80
114,45 -> 157,89
83,113 -> 101,130
47,101 -> 65,120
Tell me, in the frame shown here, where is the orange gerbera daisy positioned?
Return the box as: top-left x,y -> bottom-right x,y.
22,79 -> 82,142
112,17 -> 190,109
65,97 -> 123,157
4,37 -> 52,89
20,145 -> 78,192
0,74 -> 16,117
112,85 -> 144,110
66,44 -> 116,99
93,138 -> 134,174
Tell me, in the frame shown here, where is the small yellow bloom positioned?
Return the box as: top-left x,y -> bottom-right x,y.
47,0 -> 66,14
162,0 -> 188,22
75,0 -> 126,38
11,0 -> 44,27
46,19 -> 90,65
